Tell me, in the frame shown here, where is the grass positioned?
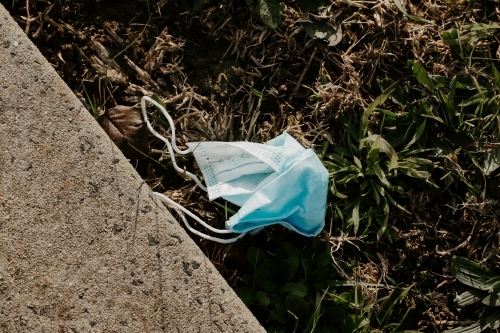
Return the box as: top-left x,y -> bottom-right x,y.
5,0 -> 500,331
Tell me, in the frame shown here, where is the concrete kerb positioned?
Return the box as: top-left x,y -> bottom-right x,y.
0,5 -> 265,332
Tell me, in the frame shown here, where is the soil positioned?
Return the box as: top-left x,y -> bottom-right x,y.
3,0 -> 500,331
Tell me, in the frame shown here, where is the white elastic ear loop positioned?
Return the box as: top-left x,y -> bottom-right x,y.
142,96 -> 246,243
141,96 -> 207,192
154,192 -> 247,244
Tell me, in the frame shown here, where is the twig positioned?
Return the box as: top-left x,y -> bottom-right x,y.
288,47 -> 317,104
103,22 -> 124,45
435,219 -> 478,256
42,14 -> 83,39
24,0 -> 30,34
124,55 -> 160,90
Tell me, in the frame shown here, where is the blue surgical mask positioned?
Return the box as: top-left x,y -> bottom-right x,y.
141,96 -> 328,243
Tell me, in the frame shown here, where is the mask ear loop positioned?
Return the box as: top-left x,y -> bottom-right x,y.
141,96 -> 207,192
154,192 -> 247,244
141,96 -> 246,243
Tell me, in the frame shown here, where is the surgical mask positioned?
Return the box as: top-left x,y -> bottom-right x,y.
141,96 -> 329,243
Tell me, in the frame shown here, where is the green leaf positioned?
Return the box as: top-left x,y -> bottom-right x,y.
304,20 -> 342,46
255,290 -> 271,308
376,204 -> 390,241
404,168 -> 431,180
353,155 -> 362,170
482,294 -> 500,306
360,81 -> 399,138
280,257 -> 300,282
482,276 -> 500,292
255,267 -> 279,292
255,0 -> 284,29
392,0 -> 435,24
403,157 -> 433,165
270,308 -> 289,325
340,314 -> 369,333
361,134 -> 399,169
333,291 -> 352,307
247,247 -> 265,267
483,146 -> 500,175
372,181 -> 381,205
412,62 -> 434,91
323,306 -> 345,324
262,258 -> 279,278
404,119 -> 427,149
285,294 -> 310,319
235,287 -> 256,305
466,22 -> 500,31
286,243 -> 305,259
455,289 -> 487,306
447,311 -> 500,332
379,79 -> 410,106
428,135 -> 453,156
351,203 -> 360,235
305,289 -> 328,332
386,191 -> 410,213
279,282 -> 308,297
379,283 -> 415,325
372,163 -> 391,188
451,256 -> 499,289
440,126 -> 475,147
301,258 -> 312,278
486,309 -> 500,329
367,135 -> 382,162
313,253 -> 332,269
492,64 -> 500,90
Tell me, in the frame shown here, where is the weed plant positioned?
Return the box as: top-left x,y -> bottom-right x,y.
236,231 -> 416,333
446,256 -> 500,332
323,51 -> 500,244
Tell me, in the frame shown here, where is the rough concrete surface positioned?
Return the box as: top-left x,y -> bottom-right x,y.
0,5 -> 265,333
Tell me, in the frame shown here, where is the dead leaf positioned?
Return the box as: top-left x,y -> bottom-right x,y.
97,105 -> 150,158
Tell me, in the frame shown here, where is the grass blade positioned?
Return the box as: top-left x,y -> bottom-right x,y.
361,81 -> 399,138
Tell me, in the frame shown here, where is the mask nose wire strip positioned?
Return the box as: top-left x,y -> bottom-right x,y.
155,192 -> 247,243
141,96 -> 207,192
141,96 -> 245,243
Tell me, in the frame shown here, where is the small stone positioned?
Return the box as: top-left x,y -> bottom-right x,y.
182,262 -> 193,276
147,234 -> 159,246
113,224 -> 122,234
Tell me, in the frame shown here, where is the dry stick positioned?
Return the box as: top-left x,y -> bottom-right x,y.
288,47 -> 317,104
24,0 -> 30,34
41,14 -> 83,39
103,22 -> 124,45
435,219 -> 478,256
124,55 -> 160,90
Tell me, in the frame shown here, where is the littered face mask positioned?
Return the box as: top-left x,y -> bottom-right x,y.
141,96 -> 329,243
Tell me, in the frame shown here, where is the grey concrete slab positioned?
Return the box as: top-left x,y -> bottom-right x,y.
0,6 -> 265,332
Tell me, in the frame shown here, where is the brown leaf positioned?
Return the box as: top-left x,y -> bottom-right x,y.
97,105 -> 149,159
